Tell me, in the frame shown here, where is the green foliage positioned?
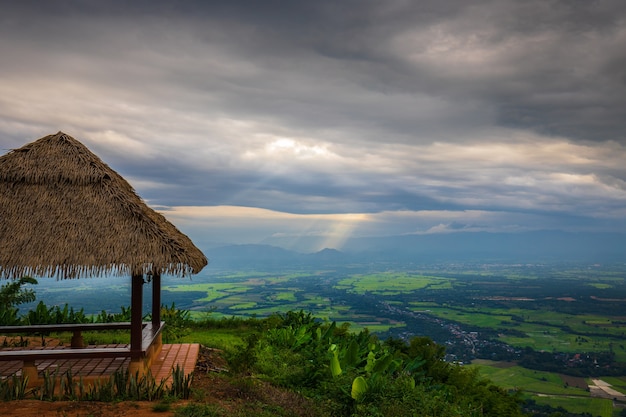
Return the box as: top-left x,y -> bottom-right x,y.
351,376 -> 367,401
39,368 -> 59,400
0,374 -> 31,400
24,301 -> 90,325
225,333 -> 259,374
152,401 -> 172,413
0,276 -> 38,325
82,368 -> 170,401
94,305 -> 132,323
0,365 -> 193,402
210,312 -> 525,416
170,364 -> 193,399
1,294 -> 526,415
329,344 -> 342,378
150,303 -> 193,343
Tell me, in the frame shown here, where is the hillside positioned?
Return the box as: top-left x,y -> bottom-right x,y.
0,304 -> 527,416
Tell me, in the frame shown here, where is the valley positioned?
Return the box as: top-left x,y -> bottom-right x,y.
22,255 -> 626,416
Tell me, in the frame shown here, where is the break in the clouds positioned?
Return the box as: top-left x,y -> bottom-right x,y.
1,0 -> 626,251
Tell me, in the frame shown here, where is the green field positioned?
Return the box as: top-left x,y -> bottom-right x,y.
26,262 -> 626,415
336,273 -> 452,294
407,301 -> 626,361
530,396 -> 613,417
163,272 -> 410,334
470,361 -> 588,396
470,360 -> 618,417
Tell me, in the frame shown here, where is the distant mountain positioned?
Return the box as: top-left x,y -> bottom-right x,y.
203,231 -> 626,270
204,244 -> 350,269
306,247 -> 344,261
342,231 -> 626,263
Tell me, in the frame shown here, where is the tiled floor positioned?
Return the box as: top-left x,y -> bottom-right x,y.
151,343 -> 200,382
0,343 -> 200,385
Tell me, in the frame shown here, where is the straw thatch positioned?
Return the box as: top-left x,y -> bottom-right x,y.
0,132 -> 207,279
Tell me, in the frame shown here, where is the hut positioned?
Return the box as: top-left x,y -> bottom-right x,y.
0,131 -> 207,380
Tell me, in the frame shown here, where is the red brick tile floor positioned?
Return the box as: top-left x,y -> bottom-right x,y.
0,342 -> 200,385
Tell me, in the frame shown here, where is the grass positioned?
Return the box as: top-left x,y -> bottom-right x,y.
530,396 -> 613,417
179,328 -> 246,351
469,362 -> 616,416
470,363 -> 589,396
467,361 -> 626,416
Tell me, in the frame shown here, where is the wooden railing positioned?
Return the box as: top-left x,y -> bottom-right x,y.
0,321 -> 164,362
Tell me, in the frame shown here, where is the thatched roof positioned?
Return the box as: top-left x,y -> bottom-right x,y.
0,132 -> 208,279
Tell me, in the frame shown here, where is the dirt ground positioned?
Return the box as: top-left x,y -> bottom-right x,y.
0,399 -> 176,417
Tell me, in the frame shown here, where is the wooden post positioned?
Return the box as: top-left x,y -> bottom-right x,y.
71,330 -> 84,348
130,274 -> 143,354
152,272 -> 161,329
23,360 -> 39,388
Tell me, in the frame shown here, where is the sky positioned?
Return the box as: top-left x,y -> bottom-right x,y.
1,0 -> 626,252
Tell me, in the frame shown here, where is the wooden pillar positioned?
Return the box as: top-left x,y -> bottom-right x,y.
152,272 -> 161,329
23,360 -> 39,388
130,274 -> 143,354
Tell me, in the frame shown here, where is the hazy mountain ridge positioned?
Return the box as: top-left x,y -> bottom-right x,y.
205,244 -> 348,269
205,231 -> 626,268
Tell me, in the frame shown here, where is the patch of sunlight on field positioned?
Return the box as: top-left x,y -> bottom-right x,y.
587,283 -> 612,289
335,273 -> 452,295
582,318 -> 613,326
349,322 -> 406,333
270,290 -> 299,302
166,282 -> 254,303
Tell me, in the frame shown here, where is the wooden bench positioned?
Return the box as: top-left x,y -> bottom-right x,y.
0,321 -> 164,357
1,322 -> 136,346
0,347 -> 133,361
0,322 -> 138,349
0,322 -> 165,361
0,322 -> 165,384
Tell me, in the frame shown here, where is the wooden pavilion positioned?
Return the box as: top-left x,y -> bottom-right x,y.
0,132 -> 207,384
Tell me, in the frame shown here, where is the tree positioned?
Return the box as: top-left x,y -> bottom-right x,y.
0,276 -> 38,325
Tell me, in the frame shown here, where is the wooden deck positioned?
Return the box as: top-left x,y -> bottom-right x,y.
0,343 -> 200,385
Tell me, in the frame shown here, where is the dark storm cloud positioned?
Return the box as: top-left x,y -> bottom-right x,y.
5,0 -> 625,143
1,0 -> 626,245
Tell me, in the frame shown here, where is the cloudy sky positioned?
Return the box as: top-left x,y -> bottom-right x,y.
1,0 -> 626,252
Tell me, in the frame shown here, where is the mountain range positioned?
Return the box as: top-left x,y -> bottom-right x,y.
201,231 -> 626,269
